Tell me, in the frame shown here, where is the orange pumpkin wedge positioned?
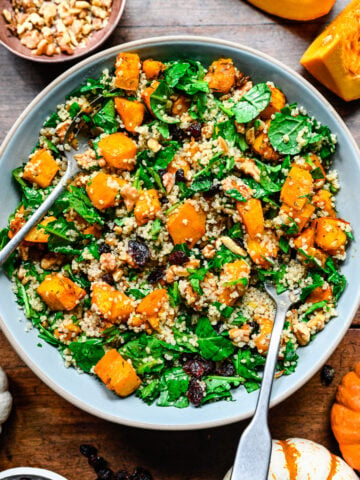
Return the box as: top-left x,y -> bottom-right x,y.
247,0 -> 336,21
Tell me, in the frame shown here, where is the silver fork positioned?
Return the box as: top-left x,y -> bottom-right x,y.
230,283 -> 299,480
0,96 -> 104,267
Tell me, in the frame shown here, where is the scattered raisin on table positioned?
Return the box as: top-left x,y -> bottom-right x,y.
88,455 -> 107,472
321,364 -> 335,386
97,468 -> 115,480
80,444 -> 98,458
131,467 -> 153,480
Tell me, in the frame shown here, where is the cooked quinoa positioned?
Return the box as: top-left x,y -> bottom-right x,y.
1,53 -> 352,407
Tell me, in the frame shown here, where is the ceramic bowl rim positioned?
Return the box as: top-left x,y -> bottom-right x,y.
0,467 -> 67,479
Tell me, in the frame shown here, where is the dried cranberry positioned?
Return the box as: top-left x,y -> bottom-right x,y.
187,122 -> 202,138
89,455 -> 107,472
248,321 -> 258,331
147,268 -> 164,284
98,243 -> 111,254
157,168 -> 167,178
321,364 -> 335,386
168,250 -> 189,265
183,356 -> 214,378
131,467 -> 153,480
187,377 -> 204,406
215,360 -> 235,377
170,125 -> 187,141
159,196 -> 169,205
80,444 -> 98,458
203,183 -> 221,199
102,273 -> 114,286
114,471 -> 131,480
97,469 -> 114,480
175,168 -> 186,183
128,239 -> 150,267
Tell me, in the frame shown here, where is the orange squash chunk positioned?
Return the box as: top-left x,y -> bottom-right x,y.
293,225 -> 316,251
94,349 -> 141,397
82,224 -> 102,238
247,0 -> 336,21
141,81 -> 159,115
306,285 -> 332,304
245,230 -> 279,268
8,205 -> 26,239
136,288 -> 169,331
260,86 -> 286,120
86,172 -> 125,210
251,122 -> 280,162
218,259 -> 250,306
54,321 -> 81,342
313,189 -> 336,217
25,216 -> 57,243
23,149 -> 59,188
115,97 -> 145,133
114,52 -> 140,91
280,202 -> 315,233
205,58 -> 236,93
254,317 -> 273,354
237,198 -> 264,239
315,217 -> 348,255
92,282 -> 134,323
280,165 -> 313,210
301,153 -> 326,190
134,189 -> 161,226
37,273 -> 86,311
98,133 -> 137,171
166,201 -> 206,248
142,59 -> 165,80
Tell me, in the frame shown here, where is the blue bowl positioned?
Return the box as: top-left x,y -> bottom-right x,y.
1,36 -> 359,430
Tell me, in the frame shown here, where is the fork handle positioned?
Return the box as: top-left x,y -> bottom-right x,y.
230,300 -> 291,480
0,175 -> 68,267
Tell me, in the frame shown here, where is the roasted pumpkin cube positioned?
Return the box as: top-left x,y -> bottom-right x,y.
134,189 -> 161,226
279,202 -> 315,234
166,201 -> 206,248
254,317 -> 273,354
25,216 -> 57,243
245,230 -> 279,268
98,133 -> 137,171
82,224 -> 102,238
306,285 -> 333,304
86,172 -> 125,210
23,149 -> 59,188
251,124 -> 280,162
313,189 -> 336,217
204,58 -> 236,93
54,321 -> 81,342
37,273 -> 86,311
260,86 -> 286,120
141,81 -> 159,115
114,52 -> 140,91
115,97 -> 145,133
301,153 -> 326,190
94,349 -> 141,397
136,288 -> 170,331
280,165 -> 313,210
293,225 -> 316,251
91,282 -> 134,323
315,217 -> 348,255
218,259 -> 250,306
237,198 -> 264,239
8,205 -> 26,239
142,59 -> 165,80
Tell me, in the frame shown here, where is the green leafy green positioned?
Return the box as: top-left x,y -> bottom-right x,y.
268,113 -> 312,155
53,186 -> 104,225
43,112 -> 60,128
156,367 -> 189,408
92,99 -> 118,133
233,83 -> 271,123
68,339 -> 105,373
196,317 -> 235,361
150,81 -> 180,124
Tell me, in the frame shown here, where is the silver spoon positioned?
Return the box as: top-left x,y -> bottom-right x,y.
0,96 -> 104,267
230,283 -> 299,480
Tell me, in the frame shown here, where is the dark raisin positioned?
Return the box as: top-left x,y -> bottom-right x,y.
159,196 -> 169,205
97,469 -> 114,480
321,364 -> 335,386
80,444 -> 98,458
128,239 -> 150,267
148,267 -> 164,284
175,168 -> 186,183
183,356 -> 214,378
215,360 -> 236,377
131,467 -> 153,480
233,237 -> 244,247
168,250 -> 189,265
114,471 -> 131,480
157,168 -> 167,178
248,321 -> 258,331
98,243 -> 111,254
187,377 -> 204,406
89,455 -> 107,472
170,125 -> 187,141
102,273 -> 115,286
203,183 -> 221,199
187,122 -> 202,138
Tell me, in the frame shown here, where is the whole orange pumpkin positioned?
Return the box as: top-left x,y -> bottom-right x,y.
331,362 -> 360,471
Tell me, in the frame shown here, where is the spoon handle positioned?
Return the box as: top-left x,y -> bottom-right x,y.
230,299 -> 291,480
0,175 -> 68,266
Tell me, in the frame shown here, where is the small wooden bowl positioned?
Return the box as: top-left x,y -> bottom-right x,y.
0,0 -> 126,63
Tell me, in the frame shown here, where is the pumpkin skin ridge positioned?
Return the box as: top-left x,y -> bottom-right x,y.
278,439 -> 300,479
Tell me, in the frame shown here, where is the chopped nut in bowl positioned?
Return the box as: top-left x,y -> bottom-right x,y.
0,0 -> 126,62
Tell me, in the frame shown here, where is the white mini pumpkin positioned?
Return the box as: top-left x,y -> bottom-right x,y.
224,438 -> 358,479
0,366 -> 12,433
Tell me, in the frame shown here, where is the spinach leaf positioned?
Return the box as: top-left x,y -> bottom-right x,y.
300,273 -> 324,301
43,138 -> 60,157
279,236 -> 290,254
213,120 -> 245,148
196,317 -> 234,361
41,217 -> 82,254
15,277 -> 33,318
68,339 -> 105,373
43,112 -> 60,128
156,367 -> 190,408
127,288 -> 150,300
137,380 -> 160,405
168,281 -> 181,307
280,340 -> 298,374
92,99 -> 118,133
153,141 -> 180,170
53,186 -> 104,225
322,257 -> 346,301
165,61 -> 209,95
303,300 -> 328,319
0,228 -> 16,277
187,266 -> 209,294
150,81 -> 180,124
150,218 -> 162,240
268,113 -> 312,155
68,102 -> 81,119
232,83 -> 271,123
67,75 -> 112,98
202,376 -> 242,404
225,188 -> 247,202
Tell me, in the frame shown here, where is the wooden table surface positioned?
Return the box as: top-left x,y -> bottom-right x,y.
0,0 -> 359,478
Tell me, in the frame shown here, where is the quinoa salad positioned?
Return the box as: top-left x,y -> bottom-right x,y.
1,53 -> 352,408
